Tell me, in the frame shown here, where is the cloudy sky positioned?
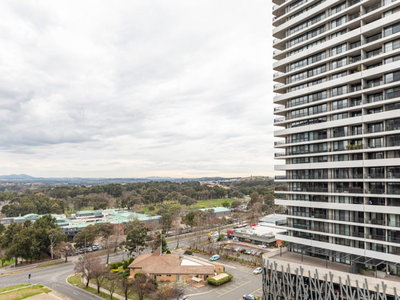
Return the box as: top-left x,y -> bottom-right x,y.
0,0 -> 275,178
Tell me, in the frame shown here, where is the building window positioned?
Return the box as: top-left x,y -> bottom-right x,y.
332,85 -> 348,96
384,39 -> 400,52
385,70 -> 400,84
384,22 -> 400,37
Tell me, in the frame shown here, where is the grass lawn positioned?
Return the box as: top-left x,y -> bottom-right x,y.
0,259 -> 15,268
195,198 -> 237,209
0,284 -> 51,300
0,284 -> 30,293
68,274 -> 152,300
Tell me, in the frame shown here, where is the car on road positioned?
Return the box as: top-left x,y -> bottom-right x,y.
243,294 -> 256,300
253,267 -> 262,275
210,254 -> 220,261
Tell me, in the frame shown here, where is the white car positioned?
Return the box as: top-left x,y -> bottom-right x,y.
253,267 -> 262,275
260,245 -> 267,248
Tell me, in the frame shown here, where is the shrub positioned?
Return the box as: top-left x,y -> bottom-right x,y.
207,273 -> 233,286
184,250 -> 193,255
359,269 -> 365,274
115,262 -> 123,268
128,257 -> 134,264
109,263 -> 117,269
166,250 -> 171,254
111,269 -> 119,273
123,261 -> 130,269
217,234 -> 224,241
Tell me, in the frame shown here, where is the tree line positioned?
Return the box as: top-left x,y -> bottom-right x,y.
1,178 -> 281,217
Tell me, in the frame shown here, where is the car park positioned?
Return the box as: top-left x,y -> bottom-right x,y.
253,267 -> 262,274
210,254 -> 220,261
243,294 -> 256,300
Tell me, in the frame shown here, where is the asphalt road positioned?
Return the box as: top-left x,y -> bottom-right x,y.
187,253 -> 263,300
0,251 -> 128,300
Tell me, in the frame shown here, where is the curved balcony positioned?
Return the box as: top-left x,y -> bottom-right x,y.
274,117 -> 285,123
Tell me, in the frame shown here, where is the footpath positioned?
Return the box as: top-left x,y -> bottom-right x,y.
0,259 -> 65,275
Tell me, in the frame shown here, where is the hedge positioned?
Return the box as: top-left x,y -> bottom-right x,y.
207,273 -> 233,286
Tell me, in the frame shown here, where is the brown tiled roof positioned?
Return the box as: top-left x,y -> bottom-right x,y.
128,247 -> 215,275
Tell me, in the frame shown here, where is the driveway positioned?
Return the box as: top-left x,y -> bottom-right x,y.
185,254 -> 262,300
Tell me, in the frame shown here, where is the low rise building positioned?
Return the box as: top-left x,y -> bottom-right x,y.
228,222 -> 287,246
199,206 -> 231,217
128,247 -> 225,283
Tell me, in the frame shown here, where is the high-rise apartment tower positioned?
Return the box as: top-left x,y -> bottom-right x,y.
272,0 -> 400,276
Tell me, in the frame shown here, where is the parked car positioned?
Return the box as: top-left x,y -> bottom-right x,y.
260,244 -> 267,248
210,254 -> 220,261
243,294 -> 256,300
245,250 -> 253,255
255,251 -> 262,256
234,247 -> 242,252
253,267 -> 262,275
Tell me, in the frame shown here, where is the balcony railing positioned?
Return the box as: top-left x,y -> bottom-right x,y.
274,152 -> 286,157
274,105 -> 285,112
388,236 -> 400,244
274,117 -> 285,123
274,72 -> 283,78
351,231 -> 365,238
353,217 -> 365,223
274,141 -> 286,146
275,175 -> 287,180
275,187 -> 288,191
370,234 -> 386,241
274,83 -> 284,89
273,38 -> 281,45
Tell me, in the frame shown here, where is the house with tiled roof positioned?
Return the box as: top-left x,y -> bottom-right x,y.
128,247 -> 224,283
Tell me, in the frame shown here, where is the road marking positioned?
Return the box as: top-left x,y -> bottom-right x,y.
216,280 -> 251,297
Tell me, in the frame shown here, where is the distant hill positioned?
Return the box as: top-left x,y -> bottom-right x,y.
0,174 -> 242,185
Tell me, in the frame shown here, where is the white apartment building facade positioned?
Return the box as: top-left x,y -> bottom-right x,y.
272,0 -> 400,276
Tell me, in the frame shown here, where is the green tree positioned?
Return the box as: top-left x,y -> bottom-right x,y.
48,228 -> 67,259
99,223 -> 115,264
0,223 -> 6,235
125,220 -> 147,255
221,200 -> 230,208
161,212 -> 173,234
50,203 -> 63,214
74,225 -> 100,249
184,211 -> 196,227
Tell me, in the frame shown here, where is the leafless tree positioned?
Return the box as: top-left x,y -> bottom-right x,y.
105,272 -> 119,299
118,277 -> 134,300
92,263 -> 108,293
56,242 -> 74,262
131,273 -> 157,300
215,216 -> 227,235
156,285 -> 184,300
74,254 -> 101,287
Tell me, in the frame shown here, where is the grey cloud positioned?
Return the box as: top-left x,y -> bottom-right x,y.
0,0 -> 275,177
